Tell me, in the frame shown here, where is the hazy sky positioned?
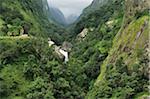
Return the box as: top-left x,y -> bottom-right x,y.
47,0 -> 93,18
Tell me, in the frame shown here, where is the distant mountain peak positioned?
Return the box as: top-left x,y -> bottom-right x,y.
47,6 -> 79,25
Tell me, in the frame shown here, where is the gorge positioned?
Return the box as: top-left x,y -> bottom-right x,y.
0,0 -> 149,99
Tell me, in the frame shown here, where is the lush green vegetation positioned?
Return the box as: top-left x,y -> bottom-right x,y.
72,0 -> 124,35
0,0 -> 68,44
87,0 -> 150,98
0,0 -> 149,99
88,53 -> 149,99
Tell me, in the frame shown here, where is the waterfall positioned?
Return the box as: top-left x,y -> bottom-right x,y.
48,39 -> 69,63
59,49 -> 69,63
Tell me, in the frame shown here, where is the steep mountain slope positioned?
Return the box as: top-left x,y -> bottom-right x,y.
84,0 -> 108,11
72,0 -> 114,35
0,0 -> 47,37
48,7 -> 67,25
0,0 -> 67,44
67,0 -> 125,97
87,0 -> 150,98
67,0 -> 149,98
0,1 -> 69,98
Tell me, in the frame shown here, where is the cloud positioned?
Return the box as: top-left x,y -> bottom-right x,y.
47,0 -> 93,17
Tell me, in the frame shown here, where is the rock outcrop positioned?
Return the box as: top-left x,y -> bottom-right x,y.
77,28 -> 88,41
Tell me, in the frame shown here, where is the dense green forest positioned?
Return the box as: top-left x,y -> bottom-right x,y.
0,0 -> 149,99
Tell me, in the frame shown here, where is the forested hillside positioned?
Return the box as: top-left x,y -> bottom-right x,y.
86,0 -> 150,98
0,0 -> 68,44
0,0 -> 149,99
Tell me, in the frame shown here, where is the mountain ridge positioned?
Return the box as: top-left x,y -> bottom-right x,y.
48,7 -> 67,25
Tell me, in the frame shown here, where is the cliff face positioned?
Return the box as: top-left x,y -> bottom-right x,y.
88,0 -> 150,98
104,0 -> 150,67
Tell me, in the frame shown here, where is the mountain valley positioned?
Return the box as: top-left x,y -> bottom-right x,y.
0,0 -> 149,99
